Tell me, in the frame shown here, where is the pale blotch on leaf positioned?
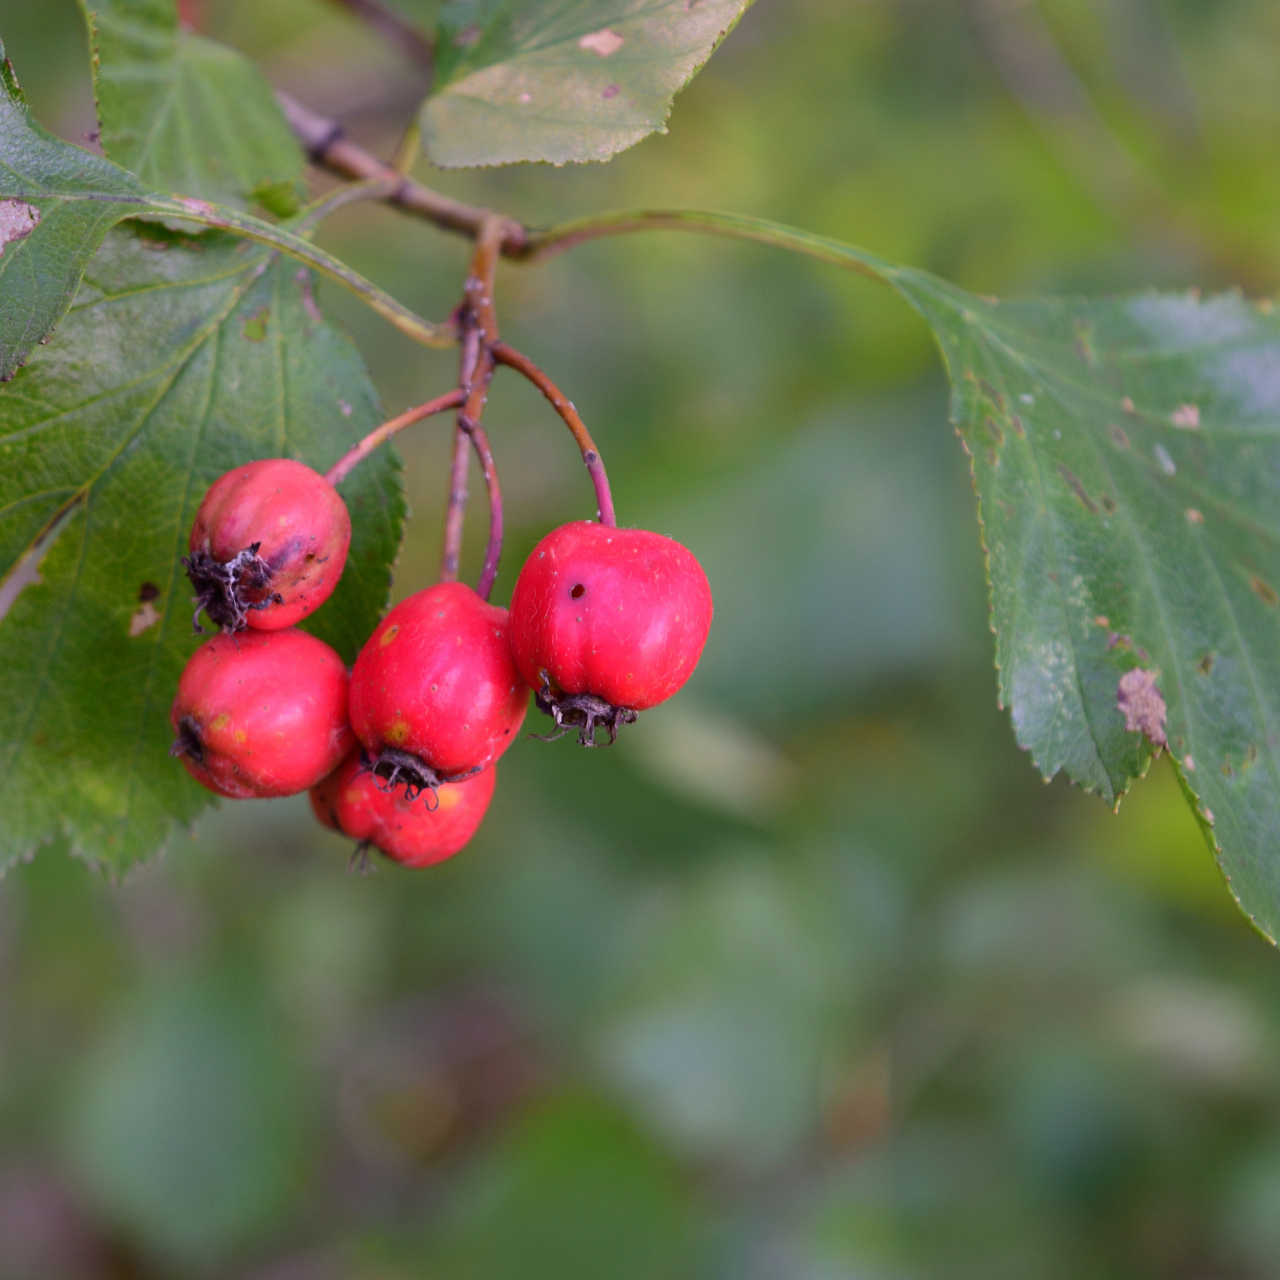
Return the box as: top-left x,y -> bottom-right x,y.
0,198 -> 40,255
1171,403 -> 1201,429
1118,668 -> 1168,747
129,602 -> 160,636
579,28 -> 626,56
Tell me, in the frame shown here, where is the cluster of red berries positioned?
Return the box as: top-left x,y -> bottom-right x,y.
170,457 -> 713,869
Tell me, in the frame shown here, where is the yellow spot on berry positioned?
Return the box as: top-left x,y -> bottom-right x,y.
380,624 -> 400,647
386,719 -> 411,746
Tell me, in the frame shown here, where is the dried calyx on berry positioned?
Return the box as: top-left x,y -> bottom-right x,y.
183,542 -> 281,632
311,747 -> 498,868
185,458 -> 351,633
362,747 -> 479,803
508,521 -> 713,745
531,681 -> 638,747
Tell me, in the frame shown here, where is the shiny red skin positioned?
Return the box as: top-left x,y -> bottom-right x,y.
190,458 -> 351,630
310,748 -> 497,867
349,582 -> 529,777
170,628 -> 354,799
508,522 -> 713,711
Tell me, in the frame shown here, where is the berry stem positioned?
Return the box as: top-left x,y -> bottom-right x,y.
463,413 -> 503,601
440,426 -> 471,583
440,323 -> 483,583
441,220 -> 507,595
325,388 -> 465,486
490,342 -> 616,527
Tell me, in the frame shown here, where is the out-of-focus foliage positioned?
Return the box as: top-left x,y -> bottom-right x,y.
3,0 -> 1280,1277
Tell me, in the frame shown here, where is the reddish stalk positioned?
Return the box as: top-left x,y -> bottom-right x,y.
441,219 -> 507,598
440,324 -> 482,583
490,342 -> 616,527
464,414 -> 503,600
439,426 -> 471,584
452,346 -> 501,598
325,388 -> 464,486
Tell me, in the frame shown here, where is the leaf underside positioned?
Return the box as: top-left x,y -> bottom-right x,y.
424,0 -> 755,167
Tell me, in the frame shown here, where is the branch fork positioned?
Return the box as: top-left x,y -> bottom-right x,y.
325,208 -> 617,605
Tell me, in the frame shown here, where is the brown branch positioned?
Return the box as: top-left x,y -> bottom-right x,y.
325,388 -> 465,487
326,0 -> 436,75
277,92 -> 526,252
490,342 -> 616,527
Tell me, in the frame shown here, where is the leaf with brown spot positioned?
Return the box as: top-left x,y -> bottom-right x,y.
422,0 -> 757,166
1117,669 -> 1167,747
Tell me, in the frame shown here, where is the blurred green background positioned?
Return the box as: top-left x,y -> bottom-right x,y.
4,0 -> 1280,1275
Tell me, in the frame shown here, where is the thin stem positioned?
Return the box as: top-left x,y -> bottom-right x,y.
516,209 -> 893,282
325,388 -> 465,486
490,342 -> 616,528
276,93 -> 525,251
159,194 -> 457,348
466,218 -> 506,344
440,425 -> 471,584
326,0 -> 436,75
290,176 -> 401,239
441,221 -> 506,595
272,100 -> 894,286
466,417 -> 504,601
451,349 -> 500,594
440,324 -> 482,583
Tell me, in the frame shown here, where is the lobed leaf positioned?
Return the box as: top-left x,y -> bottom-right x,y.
423,0 -> 755,167
0,225 -> 403,874
80,0 -> 305,213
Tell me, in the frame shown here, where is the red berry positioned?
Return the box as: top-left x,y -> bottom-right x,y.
170,628 -> 354,799
348,582 -> 529,791
310,747 -> 497,867
185,458 -> 351,632
508,521 -> 713,743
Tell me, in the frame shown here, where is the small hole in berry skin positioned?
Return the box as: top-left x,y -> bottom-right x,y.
570,583 -> 586,599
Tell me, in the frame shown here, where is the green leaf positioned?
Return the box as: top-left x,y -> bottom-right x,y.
0,32 -> 450,375
80,0 -> 305,213
890,274 -> 1280,940
527,208 -> 1280,938
422,0 -> 755,167
0,39 -> 154,381
0,224 -> 403,874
